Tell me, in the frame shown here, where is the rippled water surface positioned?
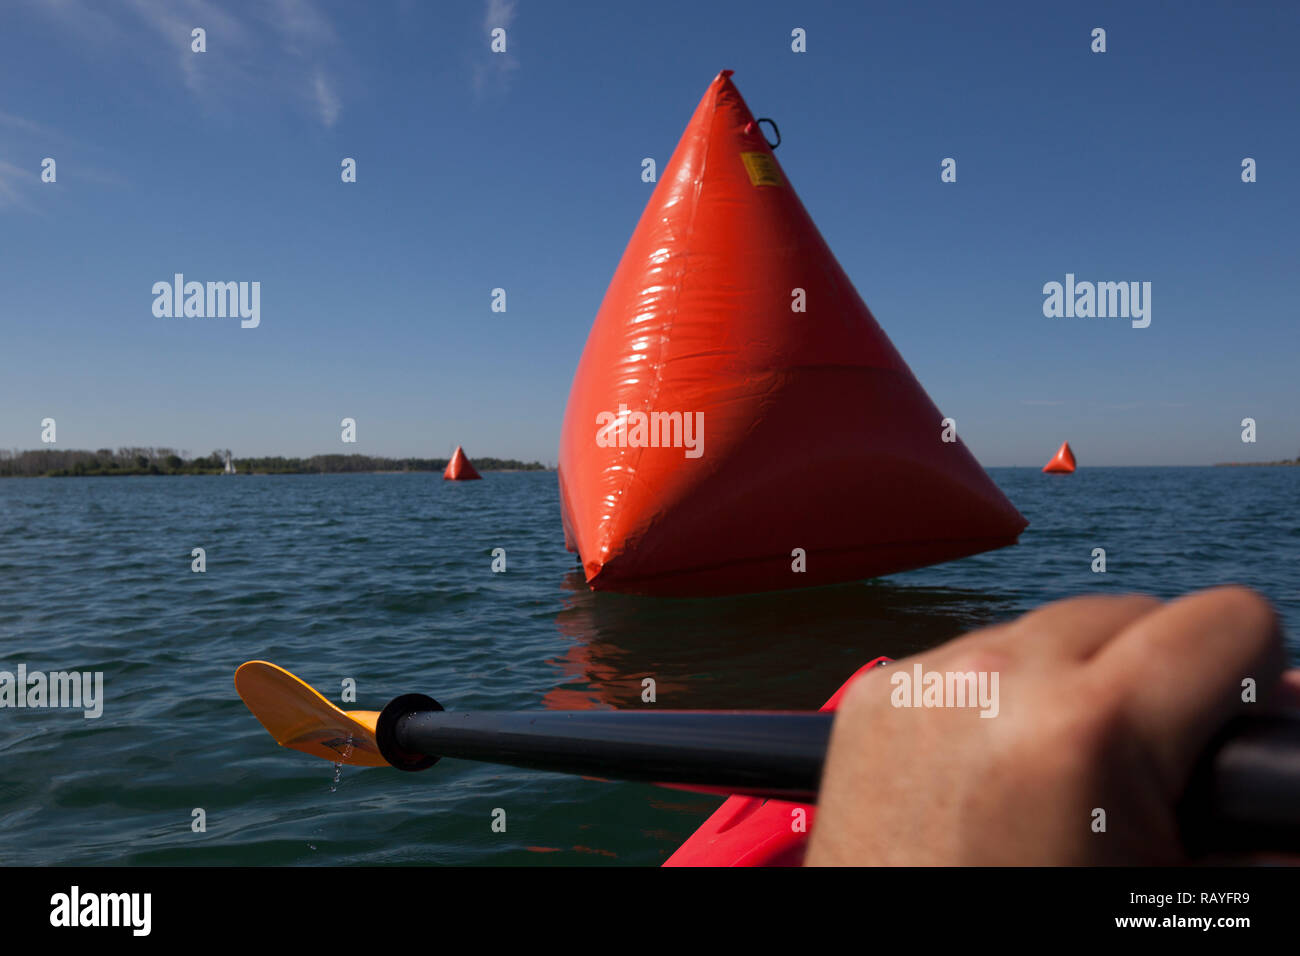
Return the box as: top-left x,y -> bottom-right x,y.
1,468 -> 1296,865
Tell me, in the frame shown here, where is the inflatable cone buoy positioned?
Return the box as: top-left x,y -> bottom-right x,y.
443,446 -> 482,481
557,71 -> 1027,596
1042,441 -> 1076,474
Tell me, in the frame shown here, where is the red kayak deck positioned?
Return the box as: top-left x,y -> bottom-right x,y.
663,657 -> 891,866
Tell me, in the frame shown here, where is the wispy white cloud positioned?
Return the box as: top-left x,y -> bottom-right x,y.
0,160 -> 38,212
123,0 -> 251,94
27,0 -> 346,127
0,146 -> 127,213
313,70 -> 341,128
4,0 -> 346,213
268,0 -> 344,124
0,111 -> 60,138
473,0 -> 520,97
0,109 -> 123,212
486,0 -> 518,28
271,0 -> 337,52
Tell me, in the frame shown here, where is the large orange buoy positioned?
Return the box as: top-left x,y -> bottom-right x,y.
557,70 -> 1027,596
443,446 -> 482,481
1042,442 -> 1077,474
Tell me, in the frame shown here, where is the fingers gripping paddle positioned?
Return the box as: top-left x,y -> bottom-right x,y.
234,661 -> 389,767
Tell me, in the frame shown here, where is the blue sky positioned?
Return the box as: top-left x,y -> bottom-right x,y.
1,0 -> 1296,466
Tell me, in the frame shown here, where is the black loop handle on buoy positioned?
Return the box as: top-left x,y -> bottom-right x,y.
756,117 -> 781,149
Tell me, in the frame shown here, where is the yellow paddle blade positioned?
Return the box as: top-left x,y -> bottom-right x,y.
234,660 -> 389,767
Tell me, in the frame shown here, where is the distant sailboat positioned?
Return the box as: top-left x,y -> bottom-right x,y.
224,452 -> 236,475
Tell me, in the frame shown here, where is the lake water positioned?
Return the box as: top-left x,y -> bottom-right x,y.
1,467 -> 1296,865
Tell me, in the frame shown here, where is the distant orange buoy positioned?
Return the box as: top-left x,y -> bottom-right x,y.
1042,442 -> 1077,474
556,70 -> 1027,596
443,446 -> 482,481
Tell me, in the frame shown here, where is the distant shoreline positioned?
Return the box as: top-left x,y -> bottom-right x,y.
0,469 -> 556,478
0,449 -> 550,478
1213,460 -> 1300,467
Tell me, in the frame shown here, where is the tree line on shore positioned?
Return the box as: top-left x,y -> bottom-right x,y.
0,448 -> 548,477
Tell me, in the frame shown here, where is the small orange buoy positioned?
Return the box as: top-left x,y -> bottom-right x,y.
1042,441 -> 1077,474
443,446 -> 482,481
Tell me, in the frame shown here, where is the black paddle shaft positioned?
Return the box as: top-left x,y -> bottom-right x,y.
376,694 -> 830,800
375,695 -> 1300,853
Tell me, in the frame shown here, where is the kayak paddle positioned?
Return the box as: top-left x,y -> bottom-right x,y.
235,659 -> 826,798
235,661 -> 388,767
236,660 -> 1300,851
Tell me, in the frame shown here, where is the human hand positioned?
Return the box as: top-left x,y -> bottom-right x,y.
806,587 -> 1292,865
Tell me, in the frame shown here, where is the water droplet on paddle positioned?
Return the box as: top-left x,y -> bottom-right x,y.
328,734 -> 355,792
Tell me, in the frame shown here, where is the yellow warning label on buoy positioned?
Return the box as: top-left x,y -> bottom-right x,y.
740,152 -> 782,187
